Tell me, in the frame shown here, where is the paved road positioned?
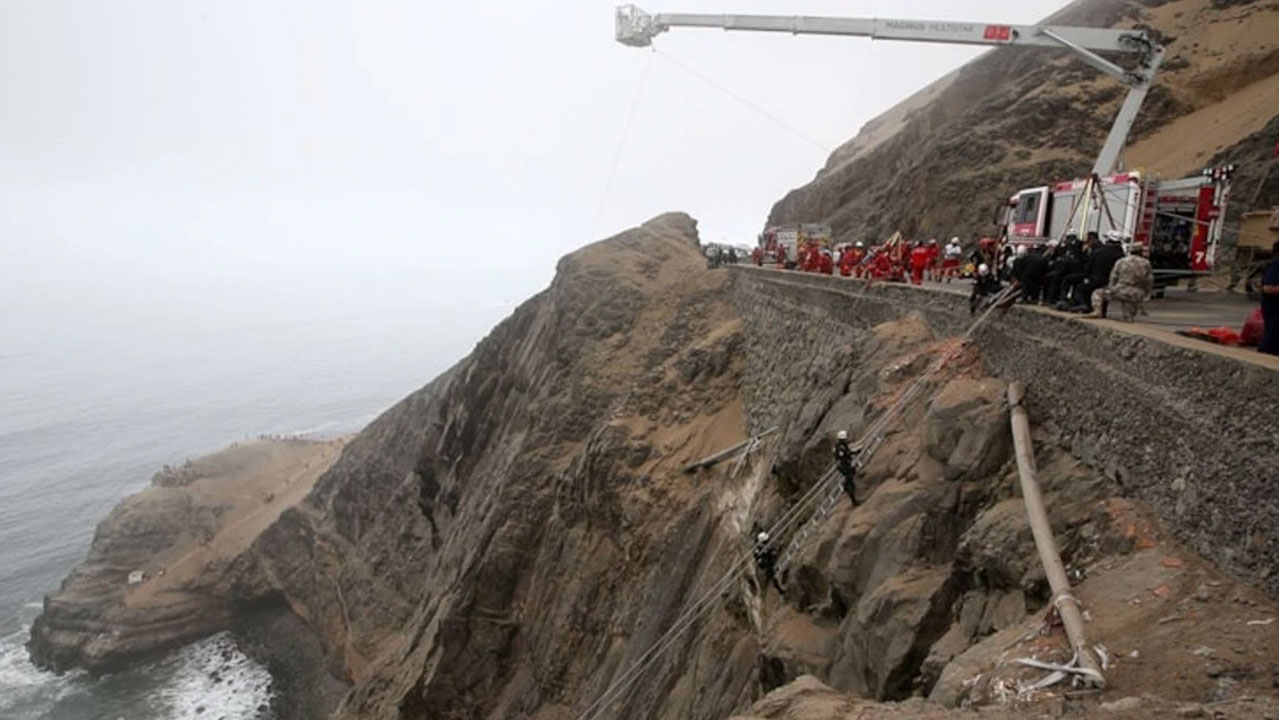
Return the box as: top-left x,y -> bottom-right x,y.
917,278 -> 1277,368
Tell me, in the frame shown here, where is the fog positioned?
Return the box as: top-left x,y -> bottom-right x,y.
2,0 -> 1069,353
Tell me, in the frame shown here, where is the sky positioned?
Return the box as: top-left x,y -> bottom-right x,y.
1,0 -> 1072,350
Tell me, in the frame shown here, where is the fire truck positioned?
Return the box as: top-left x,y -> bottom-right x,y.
1003,166 -> 1235,282
612,5 -> 1227,281
758,223 -> 832,267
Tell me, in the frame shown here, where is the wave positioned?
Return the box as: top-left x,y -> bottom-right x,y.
0,632 -> 79,716
153,633 -> 274,719
0,630 -> 273,720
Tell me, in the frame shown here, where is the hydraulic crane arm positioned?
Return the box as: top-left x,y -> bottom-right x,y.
615,5 -> 1164,176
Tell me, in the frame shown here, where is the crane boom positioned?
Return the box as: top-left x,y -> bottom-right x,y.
614,4 -> 1163,176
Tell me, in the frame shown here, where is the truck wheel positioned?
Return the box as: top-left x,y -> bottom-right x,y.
1245,268 -> 1263,301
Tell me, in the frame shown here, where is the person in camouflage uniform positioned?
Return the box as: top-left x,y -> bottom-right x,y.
1085,243 -> 1154,321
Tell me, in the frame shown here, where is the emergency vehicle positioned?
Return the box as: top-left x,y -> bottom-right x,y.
1003,166 -> 1235,281
758,223 -> 832,267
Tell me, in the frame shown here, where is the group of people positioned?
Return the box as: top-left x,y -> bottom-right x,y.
755,237 -> 969,284
967,230 -> 1155,322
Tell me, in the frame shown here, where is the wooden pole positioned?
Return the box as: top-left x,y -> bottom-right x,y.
1007,382 -> 1105,688
682,427 -> 778,474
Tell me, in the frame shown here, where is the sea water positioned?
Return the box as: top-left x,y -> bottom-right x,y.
0,302 -> 492,719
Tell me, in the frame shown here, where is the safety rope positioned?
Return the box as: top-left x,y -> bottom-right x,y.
572,287 -> 1013,720
655,49 -> 832,155
593,50 -> 656,235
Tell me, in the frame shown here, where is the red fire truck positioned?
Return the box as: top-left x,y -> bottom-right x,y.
1003,166 -> 1235,282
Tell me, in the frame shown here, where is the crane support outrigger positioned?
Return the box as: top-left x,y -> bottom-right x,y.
615,5 -> 1163,179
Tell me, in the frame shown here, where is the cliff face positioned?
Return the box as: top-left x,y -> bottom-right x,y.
767,0 -> 1279,242
221,213 -> 765,719
31,215 -> 1279,720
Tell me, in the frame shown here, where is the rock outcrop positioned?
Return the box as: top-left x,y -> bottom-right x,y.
28,439 -> 343,675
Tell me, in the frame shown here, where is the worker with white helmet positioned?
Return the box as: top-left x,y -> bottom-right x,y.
970,262 -> 1003,315
833,430 -> 860,506
752,530 -> 783,595
942,237 -> 963,283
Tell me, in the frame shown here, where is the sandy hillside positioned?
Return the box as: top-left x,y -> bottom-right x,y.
769,0 -> 1279,243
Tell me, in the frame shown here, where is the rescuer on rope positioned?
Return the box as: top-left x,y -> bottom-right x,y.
833,430 -> 860,506
753,531 -> 784,595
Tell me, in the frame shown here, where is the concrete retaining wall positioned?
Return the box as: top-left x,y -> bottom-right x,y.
729,266 -> 1279,596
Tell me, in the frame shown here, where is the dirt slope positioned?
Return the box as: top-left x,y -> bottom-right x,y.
769,0 -> 1279,243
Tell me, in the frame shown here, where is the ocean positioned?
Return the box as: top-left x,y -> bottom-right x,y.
0,303 -> 490,719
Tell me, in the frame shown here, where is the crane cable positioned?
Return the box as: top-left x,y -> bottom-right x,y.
655,49 -> 833,155
594,50 -> 656,235
573,290 -> 1012,720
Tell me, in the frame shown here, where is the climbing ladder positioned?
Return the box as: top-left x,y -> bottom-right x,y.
777,434 -> 885,575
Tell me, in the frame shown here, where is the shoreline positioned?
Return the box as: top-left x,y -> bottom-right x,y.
25,436 -> 353,716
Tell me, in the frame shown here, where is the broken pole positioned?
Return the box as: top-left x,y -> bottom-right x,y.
1007,381 -> 1105,688
683,426 -> 778,474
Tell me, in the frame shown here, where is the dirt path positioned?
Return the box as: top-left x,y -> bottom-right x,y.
124,438 -> 346,609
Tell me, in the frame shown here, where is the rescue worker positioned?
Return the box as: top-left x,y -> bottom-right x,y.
853,242 -> 866,274
818,248 -> 834,275
1058,232 -> 1096,310
833,430 -> 860,506
1075,231 -> 1127,312
753,531 -> 784,594
838,244 -> 857,277
1010,245 -> 1049,304
909,241 -> 930,285
970,263 -> 1002,315
1261,239 -> 1279,356
942,237 -> 962,282
1085,242 -> 1154,321
925,239 -> 940,281
775,244 -> 788,269
751,246 -> 763,266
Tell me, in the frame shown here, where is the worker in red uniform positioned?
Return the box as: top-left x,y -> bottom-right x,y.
751,246 -> 763,266
775,244 -> 788,269
909,241 -> 930,285
819,248 -> 834,274
850,242 -> 867,277
838,245 -> 856,276
925,239 -> 940,281
871,247 -> 892,279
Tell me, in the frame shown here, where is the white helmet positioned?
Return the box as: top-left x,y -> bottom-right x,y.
950,236 -> 960,245
756,532 -> 769,543
978,263 -> 990,276
1015,245 -> 1028,257
836,430 -> 848,440
1104,229 -> 1125,244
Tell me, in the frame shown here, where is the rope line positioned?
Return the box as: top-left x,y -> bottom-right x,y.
655,49 -> 833,155
593,51 -> 656,235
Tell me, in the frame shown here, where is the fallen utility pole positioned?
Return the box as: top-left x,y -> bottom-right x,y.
1007,382 -> 1105,688
683,426 -> 778,474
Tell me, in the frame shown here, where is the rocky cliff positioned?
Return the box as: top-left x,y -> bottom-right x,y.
32,213 -> 1279,720
28,1 -> 1279,716
767,0 -> 1279,242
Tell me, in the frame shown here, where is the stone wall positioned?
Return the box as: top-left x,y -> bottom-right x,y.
729,266 -> 1279,596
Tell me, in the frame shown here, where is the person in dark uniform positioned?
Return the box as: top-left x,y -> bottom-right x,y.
753,532 -> 784,594
833,430 -> 860,506
970,263 -> 1002,314
1261,239 -> 1279,356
